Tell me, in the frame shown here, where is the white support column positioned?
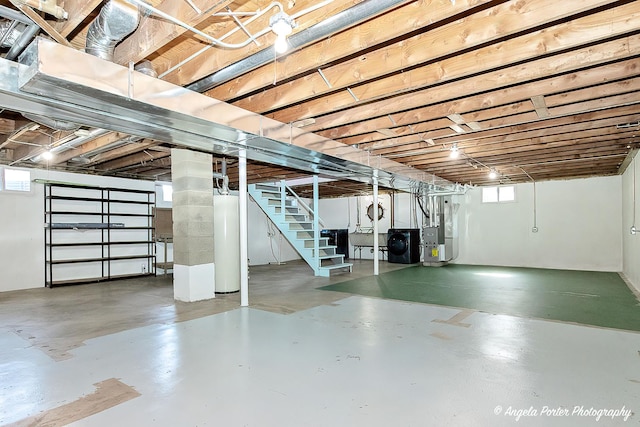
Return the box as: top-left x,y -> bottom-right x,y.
373,170 -> 379,276
239,148 -> 249,307
171,148 -> 215,302
313,175 -> 320,274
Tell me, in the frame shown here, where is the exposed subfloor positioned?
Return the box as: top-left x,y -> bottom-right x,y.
1,260 -> 639,426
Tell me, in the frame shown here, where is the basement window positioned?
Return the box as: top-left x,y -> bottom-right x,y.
1,168 -> 31,192
162,184 -> 173,202
482,185 -> 515,203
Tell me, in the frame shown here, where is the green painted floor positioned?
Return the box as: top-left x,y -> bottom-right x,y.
319,264 -> 640,332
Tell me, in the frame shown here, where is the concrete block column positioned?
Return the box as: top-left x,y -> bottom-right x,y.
171,148 -> 215,302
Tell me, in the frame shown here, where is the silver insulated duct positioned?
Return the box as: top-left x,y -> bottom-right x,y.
22,112 -> 80,131
0,20 -> 25,47
85,0 -> 140,62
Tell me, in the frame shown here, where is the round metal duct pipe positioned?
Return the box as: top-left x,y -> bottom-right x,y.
22,112 -> 80,131
85,0 -> 140,62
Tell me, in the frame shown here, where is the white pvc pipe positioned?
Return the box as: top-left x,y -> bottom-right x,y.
239,147 -> 249,307
373,170 -> 379,276
158,2 -> 284,78
127,0 -> 268,49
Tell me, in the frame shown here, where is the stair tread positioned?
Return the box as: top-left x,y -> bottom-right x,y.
250,182 -> 353,276
319,263 -> 353,270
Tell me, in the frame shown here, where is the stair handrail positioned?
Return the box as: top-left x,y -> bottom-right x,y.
281,181 -> 326,229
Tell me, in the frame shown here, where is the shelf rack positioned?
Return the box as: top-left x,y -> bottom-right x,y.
44,182 -> 156,287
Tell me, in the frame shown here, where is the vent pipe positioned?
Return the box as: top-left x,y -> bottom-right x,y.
85,0 -> 140,62
0,6 -> 41,61
14,0 -> 68,20
134,59 -> 157,77
22,112 -> 80,131
0,20 -> 24,47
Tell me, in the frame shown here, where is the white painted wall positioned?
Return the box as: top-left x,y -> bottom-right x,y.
247,196 -> 300,266
152,182 -> 300,267
0,168 -> 153,292
319,192 -> 423,260
455,176 -> 622,271
317,175 -> 623,272
0,168 -> 626,294
622,154 -> 640,293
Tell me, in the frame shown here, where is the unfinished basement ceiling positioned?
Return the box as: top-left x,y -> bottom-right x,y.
0,0 -> 638,197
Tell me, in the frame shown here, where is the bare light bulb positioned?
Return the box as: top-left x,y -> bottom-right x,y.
41,150 -> 54,161
449,144 -> 459,159
488,169 -> 498,179
275,34 -> 288,53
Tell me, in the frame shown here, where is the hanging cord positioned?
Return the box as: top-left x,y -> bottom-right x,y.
518,166 -> 538,232
415,192 -> 429,219
632,156 -> 637,234
412,192 -> 419,228
266,218 -> 282,263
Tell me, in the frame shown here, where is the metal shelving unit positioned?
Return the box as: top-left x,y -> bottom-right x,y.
44,183 -> 156,287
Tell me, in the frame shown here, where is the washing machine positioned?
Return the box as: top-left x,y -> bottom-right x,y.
387,228 -> 421,264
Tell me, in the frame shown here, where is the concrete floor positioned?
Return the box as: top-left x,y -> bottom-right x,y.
1,260 -> 639,426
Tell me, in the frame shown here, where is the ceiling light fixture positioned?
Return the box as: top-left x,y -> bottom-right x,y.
41,150 -> 54,161
449,143 -> 460,159
270,12 -> 295,54
488,169 -> 498,179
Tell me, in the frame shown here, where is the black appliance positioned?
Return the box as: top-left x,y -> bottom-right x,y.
320,229 -> 349,259
387,228 -> 420,264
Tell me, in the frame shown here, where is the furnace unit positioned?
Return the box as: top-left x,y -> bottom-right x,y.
422,195 -> 458,266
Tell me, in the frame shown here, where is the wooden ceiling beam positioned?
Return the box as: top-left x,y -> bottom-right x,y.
221,0 -> 500,106
428,107 -> 640,146
372,107 -> 640,156
113,0 -> 235,66
285,31 -> 640,132
0,118 -> 16,134
49,132 -> 130,165
397,131 -> 638,164
88,140 -> 160,165
99,150 -> 170,171
158,0 -> 357,86
382,126 -> 636,162
319,57 -> 640,141
8,1 -> 72,46
54,0 -> 102,38
351,92 -> 640,151
233,0 -> 622,114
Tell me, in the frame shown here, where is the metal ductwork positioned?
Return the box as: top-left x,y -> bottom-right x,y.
8,37 -> 453,191
22,112 -> 80,131
134,59 -> 157,78
5,23 -> 39,60
0,19 -> 24,47
30,128 -> 111,162
0,6 -> 40,61
187,0 -> 412,93
85,0 -> 140,62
